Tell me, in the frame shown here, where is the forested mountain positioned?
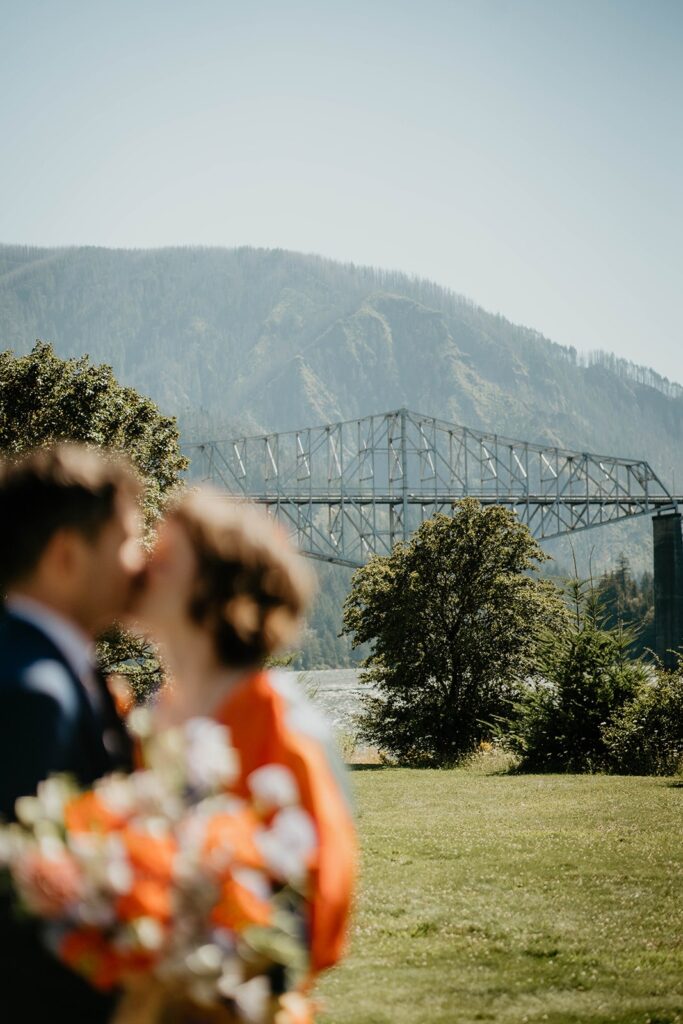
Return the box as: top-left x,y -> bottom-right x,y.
1,243 -> 681,665
2,244 -> 682,464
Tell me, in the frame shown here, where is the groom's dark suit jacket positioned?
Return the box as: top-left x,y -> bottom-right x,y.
0,609 -> 133,1024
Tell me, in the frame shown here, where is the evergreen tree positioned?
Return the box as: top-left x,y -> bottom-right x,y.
597,555 -> 655,657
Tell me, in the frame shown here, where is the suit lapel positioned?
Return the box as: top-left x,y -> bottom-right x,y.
2,612 -> 133,776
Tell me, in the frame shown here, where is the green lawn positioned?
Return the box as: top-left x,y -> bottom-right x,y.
316,768 -> 683,1024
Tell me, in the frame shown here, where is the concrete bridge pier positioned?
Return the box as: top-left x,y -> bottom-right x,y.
653,511 -> 683,668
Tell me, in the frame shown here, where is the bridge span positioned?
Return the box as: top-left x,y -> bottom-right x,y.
184,408 -> 683,666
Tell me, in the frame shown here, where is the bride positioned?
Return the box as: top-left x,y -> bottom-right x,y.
130,490 -> 356,1005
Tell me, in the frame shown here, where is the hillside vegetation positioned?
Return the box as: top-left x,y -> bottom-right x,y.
2,244 -> 680,663
2,245 -> 682,473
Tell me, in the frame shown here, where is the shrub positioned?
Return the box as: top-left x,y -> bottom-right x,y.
603,667 -> 683,775
506,580 -> 646,772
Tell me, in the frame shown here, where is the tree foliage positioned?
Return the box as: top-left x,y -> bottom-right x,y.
0,341 -> 188,694
341,500 -> 567,766
0,340 -> 187,524
603,661 -> 683,776
507,579 -> 647,772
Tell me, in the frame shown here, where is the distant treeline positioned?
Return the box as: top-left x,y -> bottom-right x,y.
557,346 -> 683,401
292,551 -> 655,671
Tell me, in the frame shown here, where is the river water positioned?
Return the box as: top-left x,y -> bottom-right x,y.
282,667 -> 366,737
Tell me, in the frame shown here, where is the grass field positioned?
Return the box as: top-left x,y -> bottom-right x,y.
316,766 -> 683,1024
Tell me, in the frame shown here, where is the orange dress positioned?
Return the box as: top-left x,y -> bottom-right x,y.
213,669 -> 357,977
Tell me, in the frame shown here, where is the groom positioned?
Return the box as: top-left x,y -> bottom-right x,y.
0,444 -> 145,1023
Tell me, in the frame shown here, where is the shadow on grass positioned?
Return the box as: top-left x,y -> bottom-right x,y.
348,763 -> 389,772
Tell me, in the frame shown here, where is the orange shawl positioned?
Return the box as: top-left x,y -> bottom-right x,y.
214,670 -> 356,976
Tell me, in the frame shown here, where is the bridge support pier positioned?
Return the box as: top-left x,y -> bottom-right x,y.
653,512 -> 683,668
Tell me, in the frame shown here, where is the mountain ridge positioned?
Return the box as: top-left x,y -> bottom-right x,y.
0,243 -> 681,482
2,241 -> 680,662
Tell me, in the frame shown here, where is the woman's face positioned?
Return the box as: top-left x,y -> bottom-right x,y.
132,517 -> 197,636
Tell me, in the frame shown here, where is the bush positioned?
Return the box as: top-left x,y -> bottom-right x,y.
603,667 -> 683,775
506,580 -> 646,772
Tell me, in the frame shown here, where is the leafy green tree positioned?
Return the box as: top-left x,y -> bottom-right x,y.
508,579 -> 646,772
0,340 -> 188,694
341,499 -> 567,766
0,340 -> 186,524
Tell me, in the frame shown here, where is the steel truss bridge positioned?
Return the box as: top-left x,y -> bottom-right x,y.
184,407 -> 681,567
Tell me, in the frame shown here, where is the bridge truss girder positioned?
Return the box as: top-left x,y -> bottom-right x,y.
184,408 -> 676,566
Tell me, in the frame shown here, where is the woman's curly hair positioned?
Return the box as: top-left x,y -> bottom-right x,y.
170,490 -> 315,668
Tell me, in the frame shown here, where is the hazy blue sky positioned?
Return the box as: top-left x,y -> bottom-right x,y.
1,1 -> 681,380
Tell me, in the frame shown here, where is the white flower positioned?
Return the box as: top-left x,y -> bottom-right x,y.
132,916 -> 166,951
94,775 -> 136,818
76,898 -> 116,928
247,765 -> 300,811
175,811 -> 209,858
37,834 -> 67,861
130,770 -> 183,820
199,793 -> 248,818
185,943 -> 224,976
15,796 -> 41,827
232,975 -> 271,1024
232,867 -> 271,901
104,857 -> 133,895
129,815 -> 171,840
33,820 -> 61,842
0,827 -> 21,867
35,777 -> 75,821
216,957 -> 244,998
66,831 -> 100,865
256,807 -> 317,884
173,848 -> 203,887
183,718 -> 240,793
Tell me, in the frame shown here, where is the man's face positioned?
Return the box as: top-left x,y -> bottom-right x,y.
72,496 -> 145,635
129,516 -> 198,637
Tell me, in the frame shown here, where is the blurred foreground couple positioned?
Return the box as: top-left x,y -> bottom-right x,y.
0,445 -> 355,1024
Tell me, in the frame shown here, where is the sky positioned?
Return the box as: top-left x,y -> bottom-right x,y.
1,0 -> 681,381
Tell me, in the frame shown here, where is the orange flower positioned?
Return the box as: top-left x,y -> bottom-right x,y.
116,877 -> 173,923
15,848 -> 83,918
203,808 -> 264,871
211,876 -> 272,931
61,929 -> 158,989
60,929 -> 124,990
121,827 -> 176,882
65,791 -> 127,834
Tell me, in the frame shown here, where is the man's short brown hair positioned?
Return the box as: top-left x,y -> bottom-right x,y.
171,490 -> 315,668
0,444 -> 142,591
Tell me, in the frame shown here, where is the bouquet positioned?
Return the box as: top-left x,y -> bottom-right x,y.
0,711 -> 318,1024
